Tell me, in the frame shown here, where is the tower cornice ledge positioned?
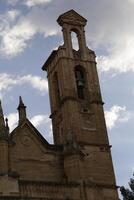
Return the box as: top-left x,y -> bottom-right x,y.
57,9 -> 87,26
42,47 -> 96,72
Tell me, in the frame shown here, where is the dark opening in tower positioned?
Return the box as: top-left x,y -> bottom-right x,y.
53,72 -> 61,107
75,65 -> 85,99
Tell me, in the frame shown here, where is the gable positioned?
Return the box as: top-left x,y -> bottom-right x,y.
10,122 -> 48,158
57,10 -> 87,26
9,120 -> 63,181
10,118 -> 62,155
10,119 -> 62,159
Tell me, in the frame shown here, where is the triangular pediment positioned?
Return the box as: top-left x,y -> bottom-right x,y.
57,10 -> 87,26
10,119 -> 61,152
10,119 -> 50,150
9,119 -> 62,181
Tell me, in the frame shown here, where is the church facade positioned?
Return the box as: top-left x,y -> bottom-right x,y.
0,10 -> 119,200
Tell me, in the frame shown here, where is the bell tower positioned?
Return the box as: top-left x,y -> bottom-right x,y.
42,10 -> 109,147
42,10 -> 119,199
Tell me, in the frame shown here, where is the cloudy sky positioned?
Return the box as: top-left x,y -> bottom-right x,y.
0,0 -> 134,197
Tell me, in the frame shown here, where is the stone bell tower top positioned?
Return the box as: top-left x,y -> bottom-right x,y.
57,10 -> 88,59
42,10 -> 95,71
57,9 -> 87,26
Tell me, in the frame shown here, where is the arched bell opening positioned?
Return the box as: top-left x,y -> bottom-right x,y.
75,65 -> 86,99
71,31 -> 79,51
70,28 -> 81,52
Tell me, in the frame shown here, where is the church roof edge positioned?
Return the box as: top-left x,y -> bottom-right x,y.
42,50 -> 57,71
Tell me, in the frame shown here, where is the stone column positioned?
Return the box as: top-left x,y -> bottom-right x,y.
62,25 -> 73,58
78,28 -> 87,60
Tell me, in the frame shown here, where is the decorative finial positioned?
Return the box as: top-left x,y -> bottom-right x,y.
5,118 -> 9,136
18,96 -> 25,108
5,118 -> 9,129
17,96 -> 27,125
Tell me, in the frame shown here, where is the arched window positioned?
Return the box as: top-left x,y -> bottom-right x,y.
53,72 -> 60,106
71,31 -> 79,51
75,66 -> 85,99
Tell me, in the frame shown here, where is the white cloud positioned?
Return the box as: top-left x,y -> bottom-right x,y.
105,105 -> 130,129
0,73 -> 48,98
7,0 -> 52,7
97,37 -> 134,73
84,0 -> 134,73
30,114 -> 53,142
23,0 -> 51,7
7,10 -> 21,21
20,74 -> 48,93
0,9 -> 28,57
7,0 -> 19,6
0,6 -> 58,57
30,114 -> 49,127
6,112 -> 18,131
0,9 -> 20,35
0,73 -> 17,95
20,75 -> 48,92
1,20 -> 36,56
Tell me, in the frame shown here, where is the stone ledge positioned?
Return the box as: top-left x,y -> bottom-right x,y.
0,175 -> 19,196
